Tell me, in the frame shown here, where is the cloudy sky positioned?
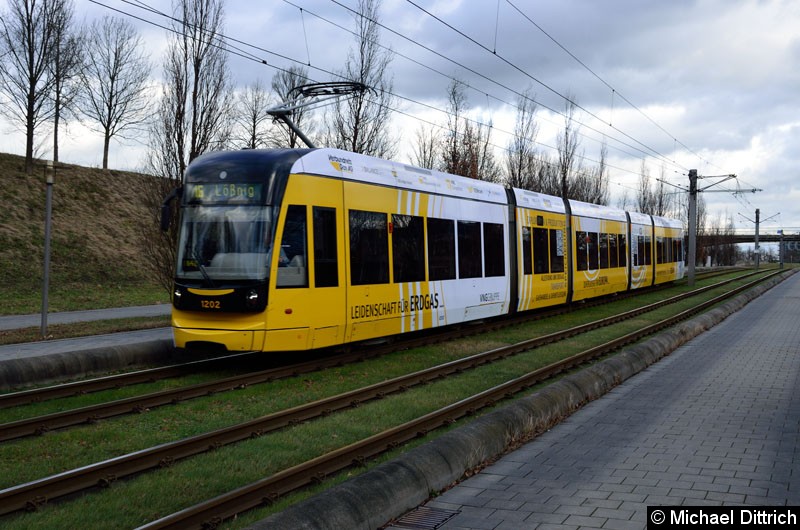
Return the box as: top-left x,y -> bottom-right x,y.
2,0 -> 798,234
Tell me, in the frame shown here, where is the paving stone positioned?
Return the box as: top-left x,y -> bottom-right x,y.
413,274 -> 800,529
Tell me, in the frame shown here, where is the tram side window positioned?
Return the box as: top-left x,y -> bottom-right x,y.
393,214 -> 425,283
313,207 -> 338,288
457,221 -> 482,279
665,237 -> 672,263
550,229 -> 565,273
588,232 -> 600,270
619,234 -> 627,267
533,228 -> 549,274
427,217 -> 456,280
349,209 -> 389,285
599,233 -> 610,269
577,231 -> 589,271
675,239 -> 683,263
609,234 -> 619,268
483,222 -> 505,277
636,235 -> 645,266
656,236 -> 665,264
644,236 -> 652,265
521,226 -> 532,275
276,205 -> 308,288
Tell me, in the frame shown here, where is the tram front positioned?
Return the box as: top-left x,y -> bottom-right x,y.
166,150 -> 303,352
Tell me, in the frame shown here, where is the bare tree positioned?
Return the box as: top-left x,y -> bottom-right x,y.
441,78 -> 468,176
80,16 -> 150,169
233,79 -> 272,149
705,211 -> 736,266
268,65 -> 315,148
0,0 -> 60,173
556,94 -> 580,199
532,152 -> 560,195
636,161 -> 654,214
324,0 -> 397,158
148,0 -> 232,182
504,88 -> 538,189
144,0 -> 233,291
586,141 -> 610,205
409,122 -> 439,169
636,161 -> 674,215
49,0 -> 83,164
616,189 -> 631,210
439,79 -> 498,180
652,164 -> 672,217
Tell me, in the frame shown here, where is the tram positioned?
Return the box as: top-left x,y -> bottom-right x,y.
163,148 -> 684,352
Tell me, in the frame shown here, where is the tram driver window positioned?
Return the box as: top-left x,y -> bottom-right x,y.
276,205 -> 308,288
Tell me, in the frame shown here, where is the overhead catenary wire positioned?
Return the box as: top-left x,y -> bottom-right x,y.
95,0 -> 643,186
504,0 -> 713,172
92,0 -> 701,195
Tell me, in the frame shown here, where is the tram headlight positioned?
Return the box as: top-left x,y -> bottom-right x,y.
245,289 -> 259,310
173,287 -> 183,308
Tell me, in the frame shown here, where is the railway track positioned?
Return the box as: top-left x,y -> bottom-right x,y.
0,268 -> 741,411
137,269 -> 787,529
0,269 -> 761,442
0,269 -> 780,523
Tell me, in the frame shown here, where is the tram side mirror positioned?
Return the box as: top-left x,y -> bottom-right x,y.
160,204 -> 171,232
160,186 -> 183,232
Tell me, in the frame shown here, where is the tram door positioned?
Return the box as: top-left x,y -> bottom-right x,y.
265,177 -> 346,350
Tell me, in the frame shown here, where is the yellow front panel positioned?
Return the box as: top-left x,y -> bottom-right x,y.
571,217 -> 629,302
173,327 -> 256,351
172,308 -> 267,350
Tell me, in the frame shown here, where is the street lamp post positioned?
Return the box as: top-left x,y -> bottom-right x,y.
41,161 -> 54,338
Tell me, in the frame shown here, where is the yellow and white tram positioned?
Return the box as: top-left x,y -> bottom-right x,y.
167,148 -> 684,353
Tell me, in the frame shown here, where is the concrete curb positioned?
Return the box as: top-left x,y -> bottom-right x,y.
251,270 -> 795,530
0,339 -> 175,391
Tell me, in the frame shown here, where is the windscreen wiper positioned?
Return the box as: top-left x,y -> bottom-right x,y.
192,250 -> 215,287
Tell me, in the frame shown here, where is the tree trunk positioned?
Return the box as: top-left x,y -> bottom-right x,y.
103,133 -> 110,169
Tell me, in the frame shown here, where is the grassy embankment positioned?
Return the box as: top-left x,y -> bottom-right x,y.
0,152 -> 169,343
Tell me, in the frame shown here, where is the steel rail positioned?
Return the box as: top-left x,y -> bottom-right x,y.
137,271 -> 783,530
0,351 -> 264,409
0,269 -> 762,442
0,267 -> 744,412
0,270 -> 776,517
0,267 -> 741,409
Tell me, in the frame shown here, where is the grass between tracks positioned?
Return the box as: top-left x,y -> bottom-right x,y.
0,269 -> 783,529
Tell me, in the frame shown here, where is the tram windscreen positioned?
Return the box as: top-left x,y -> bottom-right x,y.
176,205 -> 274,282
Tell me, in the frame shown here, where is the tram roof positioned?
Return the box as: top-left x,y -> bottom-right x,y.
294,148 -> 510,205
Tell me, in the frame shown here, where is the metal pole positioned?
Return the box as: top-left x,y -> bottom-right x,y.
687,169 -> 697,286
754,209 -> 760,270
779,231 -> 784,269
273,113 -> 316,149
41,161 -> 54,337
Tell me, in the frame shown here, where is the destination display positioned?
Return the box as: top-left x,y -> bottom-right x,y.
185,182 -> 263,204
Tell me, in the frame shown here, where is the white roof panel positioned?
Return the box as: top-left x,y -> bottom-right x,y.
512,188 -> 566,213
294,148 -> 509,205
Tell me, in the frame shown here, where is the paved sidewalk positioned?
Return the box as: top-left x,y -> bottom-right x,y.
0,304 -> 171,331
422,273 -> 800,529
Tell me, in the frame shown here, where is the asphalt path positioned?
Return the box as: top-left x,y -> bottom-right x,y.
0,304 -> 171,331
